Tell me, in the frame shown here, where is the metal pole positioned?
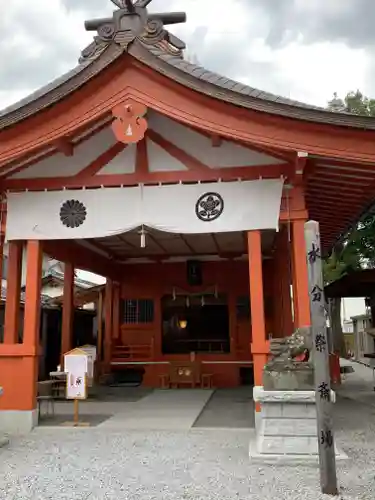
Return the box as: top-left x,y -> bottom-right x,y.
305,220 -> 338,496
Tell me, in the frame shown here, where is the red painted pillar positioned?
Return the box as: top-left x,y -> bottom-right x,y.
61,263 -> 74,360
4,241 -> 23,344
22,240 -> 43,412
278,226 -> 293,336
23,241 -> 43,347
292,220 -> 311,328
248,230 -> 269,394
112,283 -> 120,341
0,198 -> 6,293
104,279 -> 113,368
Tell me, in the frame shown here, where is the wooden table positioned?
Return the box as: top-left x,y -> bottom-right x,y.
49,372 -> 67,399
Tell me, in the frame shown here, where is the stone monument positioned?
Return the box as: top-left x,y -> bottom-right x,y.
250,328 -> 345,463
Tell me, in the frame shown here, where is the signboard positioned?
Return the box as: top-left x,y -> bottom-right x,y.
305,220 -> 338,496
64,349 -> 88,400
78,345 -> 96,384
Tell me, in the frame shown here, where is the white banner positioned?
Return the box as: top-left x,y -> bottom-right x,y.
6,180 -> 284,240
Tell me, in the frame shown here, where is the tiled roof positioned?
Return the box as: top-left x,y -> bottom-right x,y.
0,285 -> 53,307
1,31 -> 375,130
45,268 -> 97,289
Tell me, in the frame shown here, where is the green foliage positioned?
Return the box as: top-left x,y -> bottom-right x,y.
327,90 -> 375,116
323,216 -> 375,285
324,90 -> 375,283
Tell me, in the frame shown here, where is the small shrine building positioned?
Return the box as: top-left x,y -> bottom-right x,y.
2,0 -> 375,432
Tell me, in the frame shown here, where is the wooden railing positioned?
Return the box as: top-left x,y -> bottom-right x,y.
168,339 -> 230,353
112,341 -> 154,362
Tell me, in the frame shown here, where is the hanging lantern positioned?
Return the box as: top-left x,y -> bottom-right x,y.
178,319 -> 188,329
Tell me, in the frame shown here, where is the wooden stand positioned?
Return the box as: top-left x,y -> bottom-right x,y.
61,398 -> 90,427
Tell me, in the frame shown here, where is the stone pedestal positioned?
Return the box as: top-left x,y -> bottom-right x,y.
250,386 -> 347,464
0,387 -> 10,448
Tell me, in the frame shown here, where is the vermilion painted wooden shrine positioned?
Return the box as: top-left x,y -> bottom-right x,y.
2,0 -> 375,431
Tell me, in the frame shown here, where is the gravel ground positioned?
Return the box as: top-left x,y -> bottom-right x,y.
0,396 -> 374,500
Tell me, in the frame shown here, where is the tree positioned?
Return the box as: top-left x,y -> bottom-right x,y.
324,91 -> 375,355
323,216 -> 375,356
328,90 -> 375,116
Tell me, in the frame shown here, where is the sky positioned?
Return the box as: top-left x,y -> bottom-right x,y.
0,0 -> 370,316
0,0 -> 374,110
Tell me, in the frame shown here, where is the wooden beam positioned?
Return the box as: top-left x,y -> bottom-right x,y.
211,233 -> 221,254
43,240 -> 123,281
179,234 -> 196,254
0,121 -> 112,178
147,129 -> 211,172
136,137 -> 149,176
1,162 -> 292,191
74,142 -> 125,179
184,121 -> 294,162
120,250 -> 247,261
54,137 -> 74,157
61,263 -> 74,359
211,134 -> 222,148
293,151 -> 308,185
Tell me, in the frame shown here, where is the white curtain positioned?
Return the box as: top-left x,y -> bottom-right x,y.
6,179 -> 284,240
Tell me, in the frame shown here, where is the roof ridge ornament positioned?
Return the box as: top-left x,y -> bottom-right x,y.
80,0 -> 187,63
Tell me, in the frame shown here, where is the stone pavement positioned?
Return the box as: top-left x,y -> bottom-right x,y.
337,359 -> 375,408
1,382 -> 375,498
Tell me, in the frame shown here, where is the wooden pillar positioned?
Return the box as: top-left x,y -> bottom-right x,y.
248,230 -> 269,391
0,241 -> 42,425
61,263 -> 74,360
104,279 -> 113,367
0,198 -> 6,290
4,241 -> 23,344
97,289 -> 103,362
21,240 -> 43,414
112,283 -> 120,341
277,226 -> 293,336
23,241 -> 43,348
292,220 -> 311,328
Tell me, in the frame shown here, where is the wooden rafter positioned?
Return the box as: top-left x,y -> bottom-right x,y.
0,148 -> 55,178
147,232 -> 168,253
211,134 -> 222,148
85,239 -> 122,259
75,142 -> 125,179
307,185 -> 365,196
117,234 -> 138,249
54,137 -> 74,157
211,233 -> 221,254
147,129 -> 211,172
0,119 -> 112,178
183,121 -> 294,162
308,177 -> 368,188
179,234 -> 196,254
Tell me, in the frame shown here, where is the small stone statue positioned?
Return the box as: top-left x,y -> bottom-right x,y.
263,327 -> 314,390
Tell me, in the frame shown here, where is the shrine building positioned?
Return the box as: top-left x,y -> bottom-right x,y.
2,0 -> 375,433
